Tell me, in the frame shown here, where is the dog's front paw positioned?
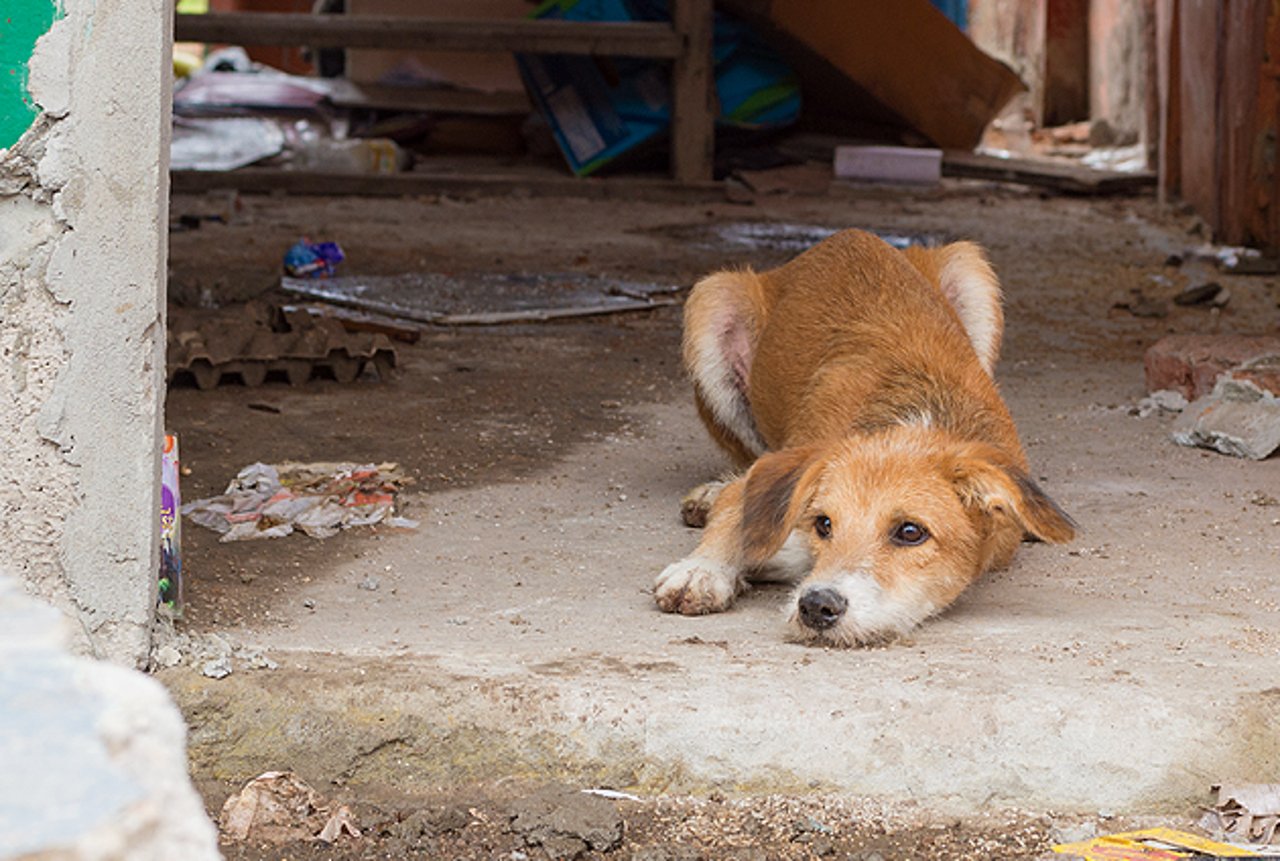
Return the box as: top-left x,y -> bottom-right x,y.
654,557 -> 741,615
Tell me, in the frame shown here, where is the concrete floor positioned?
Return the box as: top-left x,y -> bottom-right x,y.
162,183 -> 1280,819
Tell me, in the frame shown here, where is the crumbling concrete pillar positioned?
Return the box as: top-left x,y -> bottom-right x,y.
0,0 -> 171,666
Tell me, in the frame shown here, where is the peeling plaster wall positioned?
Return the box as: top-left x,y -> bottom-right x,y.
0,0 -> 172,667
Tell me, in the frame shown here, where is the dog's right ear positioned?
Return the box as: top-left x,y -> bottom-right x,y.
741,445 -> 825,565
949,445 -> 1077,544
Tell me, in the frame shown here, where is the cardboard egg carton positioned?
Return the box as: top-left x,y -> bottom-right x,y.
167,301 -> 396,389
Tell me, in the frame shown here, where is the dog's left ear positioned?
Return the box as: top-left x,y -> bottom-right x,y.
950,447 -> 1076,543
741,445 -> 825,565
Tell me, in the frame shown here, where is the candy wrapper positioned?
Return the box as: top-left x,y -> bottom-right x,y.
283,239 -> 345,278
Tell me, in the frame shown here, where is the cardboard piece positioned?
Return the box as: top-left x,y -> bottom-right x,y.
167,302 -> 396,388
719,0 -> 1023,150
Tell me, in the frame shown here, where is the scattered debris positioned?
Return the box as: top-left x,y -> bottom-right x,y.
317,805 -> 362,844
942,151 -> 1156,195
153,645 -> 182,669
1250,491 -> 1279,507
1144,335 -> 1280,401
283,239 -> 345,279
182,461 -> 417,541
220,771 -> 360,845
1133,389 -> 1188,418
202,656 -> 232,680
358,575 -> 381,592
1112,289 -> 1168,318
1174,281 -> 1230,308
1172,377 -> 1280,460
508,784 -> 624,860
283,272 -> 682,326
1205,784 -> 1280,845
168,302 -> 396,389
835,145 -> 942,185
581,789 -> 643,803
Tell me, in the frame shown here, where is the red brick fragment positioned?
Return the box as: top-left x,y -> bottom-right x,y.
1144,334 -> 1280,400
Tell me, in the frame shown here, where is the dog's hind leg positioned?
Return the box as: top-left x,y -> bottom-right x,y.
901,242 -> 1004,375
680,478 -> 731,527
682,270 -> 770,469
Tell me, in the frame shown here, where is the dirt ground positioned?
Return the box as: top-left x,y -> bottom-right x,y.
165,177 -> 1280,860
201,776 -> 1083,861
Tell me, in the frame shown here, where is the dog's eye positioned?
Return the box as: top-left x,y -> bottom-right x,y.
814,514 -> 832,539
890,521 -> 929,547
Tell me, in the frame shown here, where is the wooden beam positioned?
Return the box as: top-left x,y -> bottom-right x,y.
170,167 -> 723,201
174,13 -> 684,58
325,80 -> 530,116
1155,0 -> 1181,201
670,0 -> 715,183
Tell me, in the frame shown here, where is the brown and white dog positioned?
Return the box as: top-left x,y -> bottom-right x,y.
656,229 -> 1075,646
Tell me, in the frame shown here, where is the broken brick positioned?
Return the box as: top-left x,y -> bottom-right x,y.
1143,334 -> 1280,400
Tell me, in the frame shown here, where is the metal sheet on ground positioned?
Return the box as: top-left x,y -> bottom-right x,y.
282,272 -> 681,325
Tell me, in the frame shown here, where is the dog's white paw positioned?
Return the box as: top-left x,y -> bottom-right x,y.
654,556 -> 740,615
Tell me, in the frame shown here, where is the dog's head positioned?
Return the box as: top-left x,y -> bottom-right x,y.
741,426 -> 1075,646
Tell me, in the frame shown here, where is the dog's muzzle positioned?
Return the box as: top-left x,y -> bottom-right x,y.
798,587 -> 847,630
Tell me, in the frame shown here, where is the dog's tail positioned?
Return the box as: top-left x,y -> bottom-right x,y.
683,269 -> 770,467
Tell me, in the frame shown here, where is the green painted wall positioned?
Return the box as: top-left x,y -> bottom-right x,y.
1,1 -> 63,150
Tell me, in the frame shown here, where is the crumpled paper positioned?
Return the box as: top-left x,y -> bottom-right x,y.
182,461 -> 417,541
1202,783 -> 1280,845
220,771 -> 361,844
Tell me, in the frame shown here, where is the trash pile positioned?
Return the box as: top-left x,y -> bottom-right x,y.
182,461 -> 417,541
1051,784 -> 1280,860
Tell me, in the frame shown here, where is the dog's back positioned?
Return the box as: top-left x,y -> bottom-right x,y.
746,230 -> 1025,467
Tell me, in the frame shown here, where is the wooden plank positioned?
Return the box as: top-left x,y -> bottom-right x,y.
670,0 -> 715,184
1177,0 -> 1222,232
325,79 -> 529,115
1155,0 -> 1180,201
940,150 -> 1157,195
174,13 -> 684,58
1268,5 -> 1280,253
1219,0 -> 1268,244
170,167 -> 724,201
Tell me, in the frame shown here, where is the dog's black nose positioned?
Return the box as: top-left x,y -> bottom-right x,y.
798,587 -> 847,630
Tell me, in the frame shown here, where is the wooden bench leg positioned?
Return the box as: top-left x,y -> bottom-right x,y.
671,0 -> 715,184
